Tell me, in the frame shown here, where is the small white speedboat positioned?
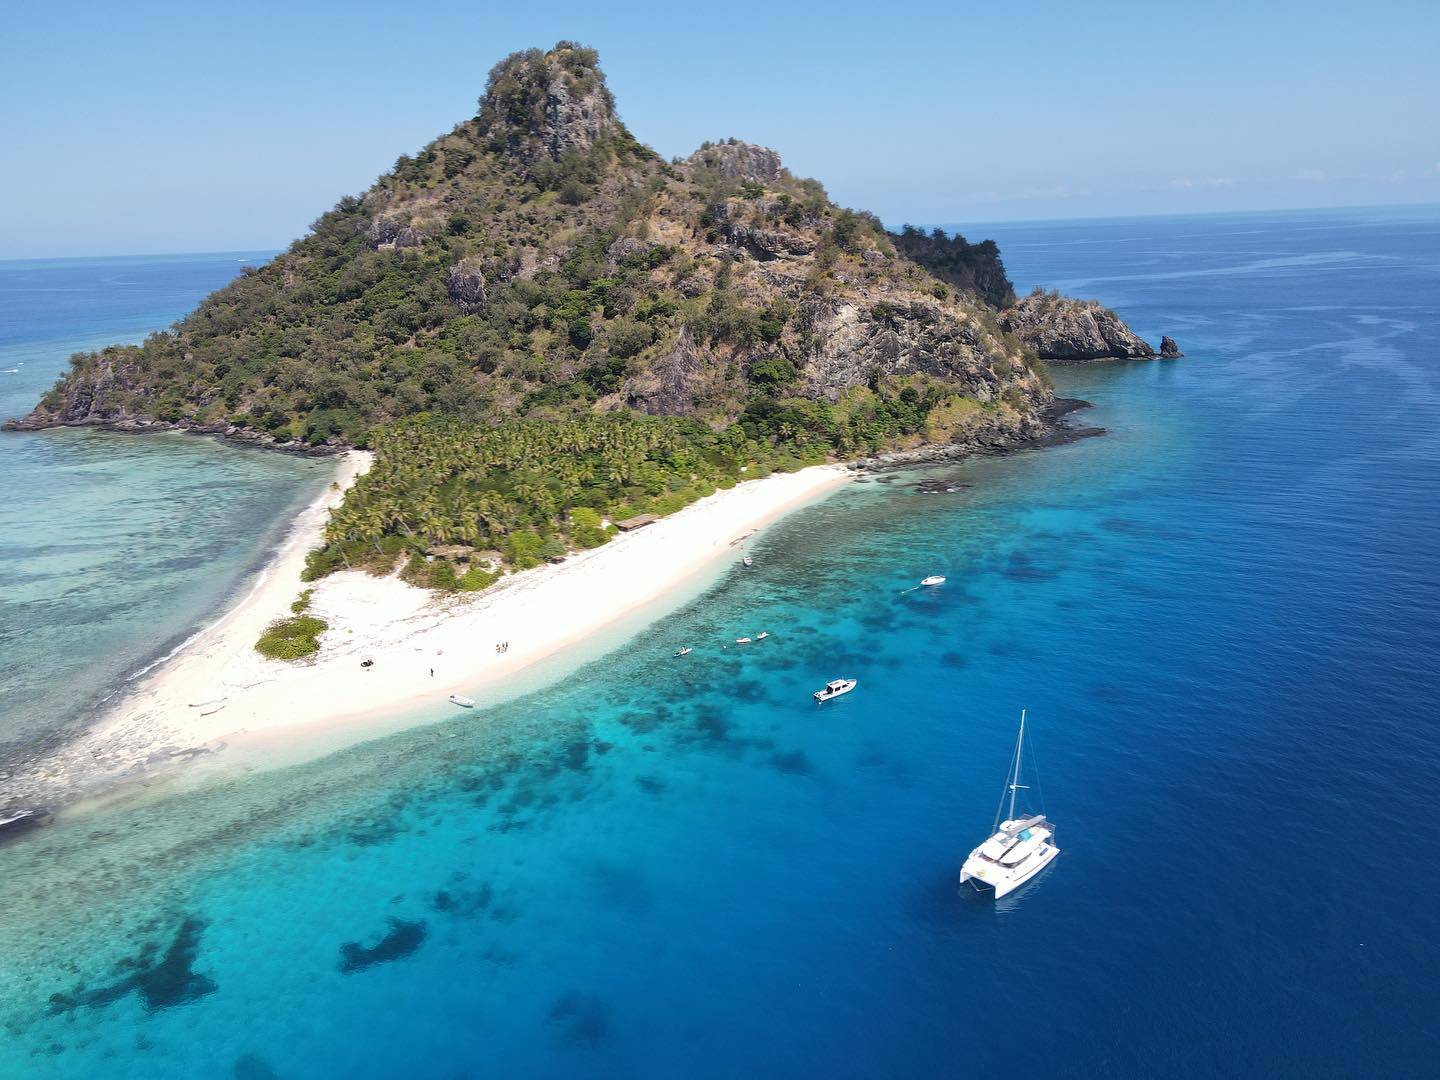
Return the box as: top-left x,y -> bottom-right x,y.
448,694 -> 476,708
675,647 -> 692,657
755,631 -> 770,640
743,556 -> 753,567
921,575 -> 946,587
813,678 -> 857,703
735,637 -> 752,645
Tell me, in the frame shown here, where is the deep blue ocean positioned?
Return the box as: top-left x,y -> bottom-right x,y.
1,208 -> 1438,1077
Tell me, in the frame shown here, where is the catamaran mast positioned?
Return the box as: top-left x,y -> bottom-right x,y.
1008,709 -> 1027,821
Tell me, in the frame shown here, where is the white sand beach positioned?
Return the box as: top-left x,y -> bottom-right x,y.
12,455 -> 851,803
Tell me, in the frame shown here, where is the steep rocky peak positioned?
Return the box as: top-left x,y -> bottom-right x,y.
684,139 -> 787,185
475,41 -> 618,165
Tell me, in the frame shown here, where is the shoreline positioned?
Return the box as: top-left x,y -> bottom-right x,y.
1,459 -> 852,815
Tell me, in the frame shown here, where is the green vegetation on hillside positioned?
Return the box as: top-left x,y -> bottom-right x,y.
304,393 -> 983,588
24,41 -> 1055,612
888,226 -> 1016,309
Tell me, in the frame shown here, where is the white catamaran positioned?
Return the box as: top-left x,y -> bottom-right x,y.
960,710 -> 1059,898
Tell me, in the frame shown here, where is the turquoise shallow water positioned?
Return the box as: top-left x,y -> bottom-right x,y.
0,253 -> 333,764
2,208 -> 1439,1077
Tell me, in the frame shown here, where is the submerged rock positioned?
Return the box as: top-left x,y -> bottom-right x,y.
338,917 -> 426,973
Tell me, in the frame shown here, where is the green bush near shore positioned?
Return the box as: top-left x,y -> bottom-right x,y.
254,615 -> 329,661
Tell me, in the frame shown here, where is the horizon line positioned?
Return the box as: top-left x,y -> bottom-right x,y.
3,200 -> 1436,265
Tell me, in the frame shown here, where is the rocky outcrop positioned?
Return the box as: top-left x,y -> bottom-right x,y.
999,291 -> 1155,362
365,214 -> 424,250
624,326 -> 706,415
475,42 -> 619,167
713,205 -> 816,261
802,297 -> 1046,411
445,257 -> 488,313
605,236 -> 654,269
685,139 -> 787,185
1159,335 -> 1184,359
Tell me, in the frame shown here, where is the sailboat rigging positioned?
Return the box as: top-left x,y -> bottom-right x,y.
959,710 -> 1060,898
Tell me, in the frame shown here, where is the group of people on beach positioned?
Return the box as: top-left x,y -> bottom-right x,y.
495,641 -> 510,654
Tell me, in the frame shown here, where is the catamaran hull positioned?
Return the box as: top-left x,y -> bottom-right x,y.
960,842 -> 1059,899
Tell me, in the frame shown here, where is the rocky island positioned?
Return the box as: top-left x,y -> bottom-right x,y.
0,40 -> 1164,811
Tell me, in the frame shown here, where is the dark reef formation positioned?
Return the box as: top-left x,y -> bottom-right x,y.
338,917 -> 427,973
48,916 -> 217,1014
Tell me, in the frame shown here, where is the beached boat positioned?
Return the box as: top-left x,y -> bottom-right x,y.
0,808 -> 48,843
675,647 -> 692,657
960,710 -> 1059,898
921,575 -> 946,586
448,694 -> 476,708
813,678 -> 856,703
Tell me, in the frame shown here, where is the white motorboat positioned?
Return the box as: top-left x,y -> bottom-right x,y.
735,636 -> 752,644
743,556 -> 753,567
755,631 -> 770,640
813,678 -> 857,703
920,575 -> 946,587
448,694 -> 476,708
960,710 -> 1059,898
675,647 -> 692,657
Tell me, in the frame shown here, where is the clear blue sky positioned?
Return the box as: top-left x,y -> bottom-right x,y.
3,0 -> 1436,257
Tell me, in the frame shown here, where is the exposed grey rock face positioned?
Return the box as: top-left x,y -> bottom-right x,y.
685,140 -> 786,185
999,292 -> 1155,362
624,325 -> 705,415
713,206 -> 816,261
802,298 -> 1023,398
446,257 -> 488,313
365,215 -> 423,250
1159,335 -> 1184,358
476,43 -> 618,167
605,236 -> 654,268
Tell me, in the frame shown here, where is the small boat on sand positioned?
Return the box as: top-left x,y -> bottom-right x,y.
735,637 -> 752,645
0,808 -> 49,843
755,631 -> 770,640
813,678 -> 857,703
675,647 -> 692,657
921,575 -> 946,587
448,694 -> 476,708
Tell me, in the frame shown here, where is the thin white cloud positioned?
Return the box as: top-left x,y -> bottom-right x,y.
1169,177 -> 1234,189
